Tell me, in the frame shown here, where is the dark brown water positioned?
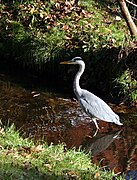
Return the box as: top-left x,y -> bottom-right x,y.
0,73 -> 137,178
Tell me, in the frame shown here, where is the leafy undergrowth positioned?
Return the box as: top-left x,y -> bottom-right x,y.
114,69 -> 137,106
0,0 -> 128,66
0,124 -> 124,180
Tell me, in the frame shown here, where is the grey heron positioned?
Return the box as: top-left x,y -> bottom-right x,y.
60,57 -> 123,135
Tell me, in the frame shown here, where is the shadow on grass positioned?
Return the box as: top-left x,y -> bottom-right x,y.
0,165 -> 91,180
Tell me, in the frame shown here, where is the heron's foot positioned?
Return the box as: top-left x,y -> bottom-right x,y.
93,128 -> 100,137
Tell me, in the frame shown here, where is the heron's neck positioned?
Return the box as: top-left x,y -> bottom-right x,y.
73,62 -> 85,97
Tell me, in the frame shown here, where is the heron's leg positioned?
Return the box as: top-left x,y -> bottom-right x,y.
92,118 -> 99,129
93,129 -> 98,137
92,118 -> 100,136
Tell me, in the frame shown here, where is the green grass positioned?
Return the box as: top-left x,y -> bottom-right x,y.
0,124 -> 124,179
114,69 -> 137,105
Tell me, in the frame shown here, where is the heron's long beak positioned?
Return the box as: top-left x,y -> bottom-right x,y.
60,61 -> 71,64
60,61 -> 74,64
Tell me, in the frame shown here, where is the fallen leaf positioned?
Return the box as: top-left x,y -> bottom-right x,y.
44,163 -> 52,170
0,128 -> 4,135
21,146 -> 31,154
94,172 -> 100,178
32,144 -> 43,152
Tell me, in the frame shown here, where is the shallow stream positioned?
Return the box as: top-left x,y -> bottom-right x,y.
0,73 -> 137,178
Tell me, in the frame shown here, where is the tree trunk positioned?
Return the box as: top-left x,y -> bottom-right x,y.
118,0 -> 137,36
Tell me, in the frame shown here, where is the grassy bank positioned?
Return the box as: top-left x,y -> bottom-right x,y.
0,0 -> 128,67
0,0 -> 128,66
0,124 -> 124,179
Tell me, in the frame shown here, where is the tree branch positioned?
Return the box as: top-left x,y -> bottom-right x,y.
118,0 -> 137,36
126,0 -> 137,8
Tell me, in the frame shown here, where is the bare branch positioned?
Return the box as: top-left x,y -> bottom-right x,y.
118,0 -> 137,36
126,0 -> 137,8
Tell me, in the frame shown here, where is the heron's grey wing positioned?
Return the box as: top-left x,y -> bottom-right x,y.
79,90 -> 120,124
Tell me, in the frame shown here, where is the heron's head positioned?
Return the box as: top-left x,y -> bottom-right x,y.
60,57 -> 83,65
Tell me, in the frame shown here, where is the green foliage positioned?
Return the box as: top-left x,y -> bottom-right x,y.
32,28 -> 65,64
114,69 -> 137,104
0,0 -> 128,67
0,123 -> 33,148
